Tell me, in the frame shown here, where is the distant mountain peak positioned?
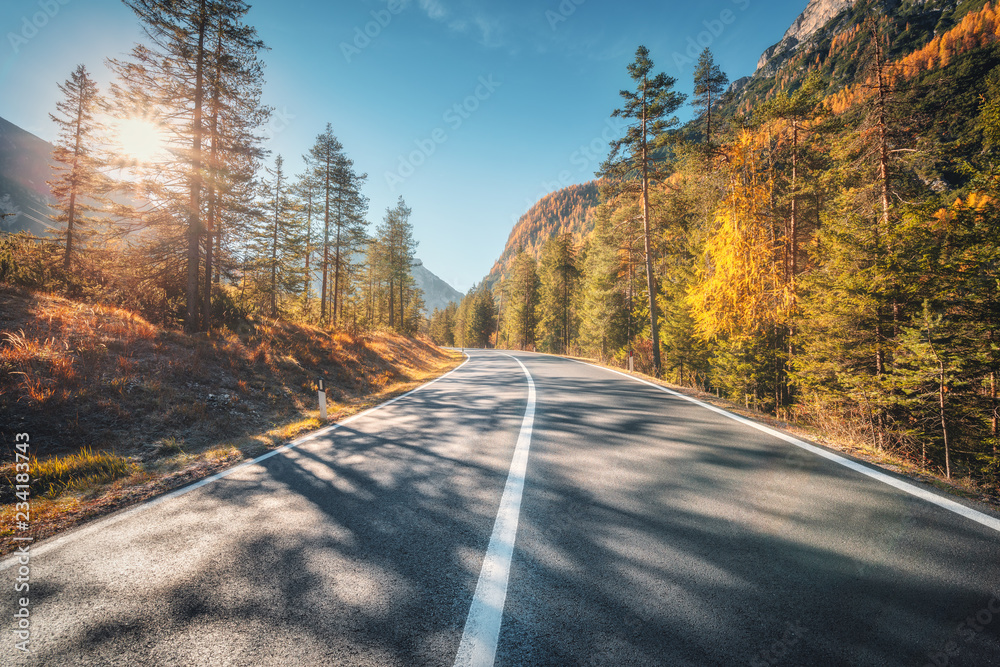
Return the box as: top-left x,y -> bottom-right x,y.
411,259 -> 463,314
756,0 -> 855,75
0,115 -> 56,236
487,180 -> 601,284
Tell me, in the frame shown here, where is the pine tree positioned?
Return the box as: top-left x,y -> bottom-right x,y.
578,206 -> 629,361
255,155 -> 302,317
304,124 -> 368,325
404,284 -> 427,335
454,284 -> 475,347
48,64 -> 106,272
892,301 -> 969,478
292,169 -> 322,313
537,233 -> 579,354
654,171 -> 713,388
758,72 -> 828,404
795,17 -> 919,446
464,285 -> 496,349
376,197 -> 419,331
442,301 -> 458,346
305,126 -> 342,324
759,72 -> 826,307
965,89 -> 1000,452
692,48 -> 728,149
862,15 -> 909,380
501,248 -> 540,350
200,8 -> 269,330
360,236 -> 383,327
330,148 -> 368,326
600,45 -> 686,375
110,0 -> 269,332
429,302 -> 458,346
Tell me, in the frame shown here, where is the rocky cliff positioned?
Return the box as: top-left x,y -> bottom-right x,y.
756,0 -> 855,75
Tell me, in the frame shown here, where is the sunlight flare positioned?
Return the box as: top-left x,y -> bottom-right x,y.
116,118 -> 166,163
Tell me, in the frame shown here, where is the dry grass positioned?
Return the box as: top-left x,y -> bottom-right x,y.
0,284 -> 462,555
16,447 -> 137,499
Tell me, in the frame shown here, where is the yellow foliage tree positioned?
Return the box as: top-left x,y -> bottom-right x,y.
688,129 -> 791,340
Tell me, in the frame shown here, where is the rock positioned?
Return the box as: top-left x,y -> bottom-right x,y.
756,0 -> 855,75
728,76 -> 751,95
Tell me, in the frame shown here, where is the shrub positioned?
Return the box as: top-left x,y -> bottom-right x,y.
0,447 -> 139,502
0,233 -> 65,289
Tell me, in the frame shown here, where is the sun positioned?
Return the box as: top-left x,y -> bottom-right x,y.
117,118 -> 166,163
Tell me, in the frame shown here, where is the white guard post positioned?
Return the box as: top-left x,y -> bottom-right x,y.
318,378 -> 328,420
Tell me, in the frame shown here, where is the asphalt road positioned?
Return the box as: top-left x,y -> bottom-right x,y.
3,350 -> 1000,666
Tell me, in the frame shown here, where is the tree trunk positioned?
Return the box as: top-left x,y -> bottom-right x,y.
388,278 -> 395,329
320,155 -> 331,323
640,74 -> 662,376
185,0 -> 208,333
563,242 -> 572,354
333,195 -> 342,326
873,31 -> 892,238
783,122 -> 800,408
202,20 -> 224,332
872,20 -> 899,371
496,288 -> 503,349
203,191 -> 215,329
303,193 -> 312,300
868,19 -> 892,443
706,88 -> 712,148
64,191 -> 77,271
774,323 -> 781,410
940,359 -> 950,479
790,122 -> 798,297
367,257 -> 374,324
64,91 -> 84,271
991,370 -> 997,452
270,172 -> 280,318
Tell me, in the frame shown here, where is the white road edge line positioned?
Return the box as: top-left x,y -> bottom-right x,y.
0,352 -> 472,571
571,358 -> 1000,535
454,353 -> 536,667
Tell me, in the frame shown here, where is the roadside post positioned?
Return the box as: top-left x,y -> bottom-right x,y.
318,378 -> 327,421
628,350 -> 634,373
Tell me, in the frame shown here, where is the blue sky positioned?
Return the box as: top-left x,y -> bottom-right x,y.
0,0 -> 809,292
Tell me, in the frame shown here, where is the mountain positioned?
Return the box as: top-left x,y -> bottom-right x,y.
733,0 -> 995,111
411,259 -> 463,313
0,116 -> 56,235
486,180 -> 601,284
755,0 -> 855,76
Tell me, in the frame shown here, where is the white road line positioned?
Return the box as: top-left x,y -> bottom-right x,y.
454,353 -> 536,667
572,358 -> 1000,535
0,353 -> 472,571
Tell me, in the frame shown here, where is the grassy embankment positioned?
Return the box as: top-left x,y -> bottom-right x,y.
0,285 -> 461,556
